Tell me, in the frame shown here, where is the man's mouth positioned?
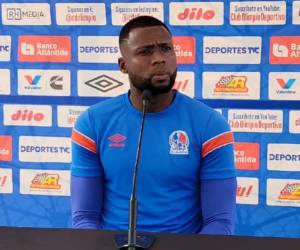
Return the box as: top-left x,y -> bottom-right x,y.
152,74 -> 169,81
152,71 -> 170,80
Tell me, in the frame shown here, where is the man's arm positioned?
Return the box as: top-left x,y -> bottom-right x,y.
71,175 -> 103,229
199,110 -> 237,235
71,110 -> 103,229
200,177 -> 237,235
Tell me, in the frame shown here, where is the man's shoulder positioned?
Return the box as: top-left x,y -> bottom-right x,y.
75,94 -> 126,129
178,92 -> 218,116
89,94 -> 126,114
177,92 -> 229,134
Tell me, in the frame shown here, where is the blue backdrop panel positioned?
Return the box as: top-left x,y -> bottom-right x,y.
0,0 -> 300,238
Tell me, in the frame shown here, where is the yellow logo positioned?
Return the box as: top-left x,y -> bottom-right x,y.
278,183 -> 300,200
214,75 -> 248,93
30,173 -> 61,190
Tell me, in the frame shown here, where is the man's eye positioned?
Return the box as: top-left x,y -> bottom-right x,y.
161,46 -> 172,52
139,49 -> 152,55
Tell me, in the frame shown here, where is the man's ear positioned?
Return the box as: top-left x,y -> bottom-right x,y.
118,57 -> 128,73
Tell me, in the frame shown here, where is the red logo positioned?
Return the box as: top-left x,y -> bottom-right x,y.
11,110 -> 44,122
0,175 -> 7,187
234,143 -> 259,170
18,35 -> 71,63
270,36 -> 300,64
173,37 -> 195,64
237,185 -> 253,197
178,8 -> 215,20
0,136 -> 12,161
108,133 -> 127,148
173,79 -> 189,92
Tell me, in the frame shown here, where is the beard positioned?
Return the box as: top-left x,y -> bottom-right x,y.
128,69 -> 177,95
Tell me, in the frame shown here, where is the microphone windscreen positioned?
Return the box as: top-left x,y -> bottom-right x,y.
141,89 -> 152,102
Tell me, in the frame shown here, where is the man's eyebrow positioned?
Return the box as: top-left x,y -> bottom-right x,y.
137,45 -> 155,50
136,42 -> 172,50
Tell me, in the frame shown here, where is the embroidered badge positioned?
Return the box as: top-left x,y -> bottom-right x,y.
169,130 -> 189,155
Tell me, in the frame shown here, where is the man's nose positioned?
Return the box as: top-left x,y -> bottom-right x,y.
151,49 -> 166,65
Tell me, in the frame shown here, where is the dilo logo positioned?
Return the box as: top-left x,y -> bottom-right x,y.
11,110 -> 44,121
178,8 -> 215,20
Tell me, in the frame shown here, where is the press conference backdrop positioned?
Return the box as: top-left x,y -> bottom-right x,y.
0,0 -> 300,238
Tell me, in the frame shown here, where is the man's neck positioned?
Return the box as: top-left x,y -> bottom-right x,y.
129,89 -> 175,113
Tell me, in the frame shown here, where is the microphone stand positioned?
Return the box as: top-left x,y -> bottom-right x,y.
114,90 -> 155,250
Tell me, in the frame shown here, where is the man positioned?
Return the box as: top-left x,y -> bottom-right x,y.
71,16 -> 236,235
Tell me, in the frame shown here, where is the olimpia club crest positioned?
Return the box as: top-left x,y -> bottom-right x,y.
169,130 -> 189,155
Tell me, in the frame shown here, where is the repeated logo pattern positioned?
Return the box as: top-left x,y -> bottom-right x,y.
0,1 -> 299,238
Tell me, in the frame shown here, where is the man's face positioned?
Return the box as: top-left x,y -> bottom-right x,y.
119,25 -> 177,95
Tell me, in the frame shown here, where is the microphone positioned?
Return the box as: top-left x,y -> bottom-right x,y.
141,89 -> 152,108
114,89 -> 155,250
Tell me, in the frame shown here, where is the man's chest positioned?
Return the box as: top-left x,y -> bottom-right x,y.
97,118 -> 202,183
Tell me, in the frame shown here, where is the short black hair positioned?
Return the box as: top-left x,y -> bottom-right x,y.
119,16 -> 172,47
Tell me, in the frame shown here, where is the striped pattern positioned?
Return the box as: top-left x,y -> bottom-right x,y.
72,129 -> 97,153
202,131 -> 234,158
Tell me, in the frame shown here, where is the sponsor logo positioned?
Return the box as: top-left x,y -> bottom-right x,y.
173,71 -> 194,97
0,69 -> 10,95
78,36 -> 120,63
289,110 -> 300,134
20,169 -> 70,196
268,72 -> 300,100
276,78 -> 296,90
25,74 -> 42,87
270,36 -> 300,64
85,75 -> 123,92
293,1 -> 300,25
3,104 -> 52,127
267,179 -> 300,207
214,75 -> 248,93
18,69 -> 70,96
57,106 -> 88,128
19,136 -> 71,163
0,175 -> 7,187
108,134 -> 127,148
268,144 -> 300,171
111,3 -> 163,25
236,177 -> 259,205
77,70 -> 129,97
56,3 -> 106,25
30,173 -> 61,189
12,110 -> 44,121
21,43 -> 35,55
203,36 -> 261,64
228,109 -> 283,133
2,3 -> 51,25
50,75 -> 63,90
230,1 -> 286,25
202,72 -> 260,100
278,183 -> 300,200
169,130 -> 189,155
0,168 -> 13,193
0,36 -> 11,61
0,136 -> 12,162
3,105 -> 51,126
173,37 -> 195,64
234,143 -> 259,170
18,36 -> 71,63
169,2 -> 223,26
